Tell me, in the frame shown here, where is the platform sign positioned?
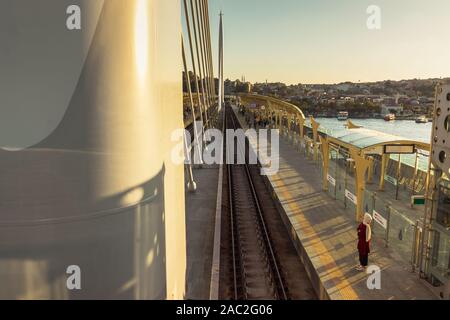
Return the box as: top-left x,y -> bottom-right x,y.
345,190 -> 357,205
411,195 -> 426,206
384,174 -> 397,186
373,210 -> 387,229
327,174 -> 336,186
384,145 -> 415,155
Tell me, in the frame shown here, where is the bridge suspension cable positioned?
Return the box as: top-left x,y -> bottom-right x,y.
182,36 -> 203,165
203,0 -> 216,105
187,0 -> 209,130
183,0 -> 207,137
182,0 -> 218,191
194,0 -> 211,114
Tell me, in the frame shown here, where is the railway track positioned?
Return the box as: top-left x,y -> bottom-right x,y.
219,106 -> 316,300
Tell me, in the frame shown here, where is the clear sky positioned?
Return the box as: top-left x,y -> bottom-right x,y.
205,0 -> 450,84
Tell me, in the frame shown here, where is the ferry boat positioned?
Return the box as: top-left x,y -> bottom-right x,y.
384,113 -> 396,121
337,111 -> 349,121
415,116 -> 428,124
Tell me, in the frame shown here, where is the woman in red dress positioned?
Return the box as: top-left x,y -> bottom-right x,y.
356,213 -> 373,271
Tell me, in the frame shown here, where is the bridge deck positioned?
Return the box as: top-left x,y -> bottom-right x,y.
233,106 -> 437,300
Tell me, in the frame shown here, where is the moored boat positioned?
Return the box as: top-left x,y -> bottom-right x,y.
384,113 -> 396,121
337,111 -> 349,121
415,116 -> 428,124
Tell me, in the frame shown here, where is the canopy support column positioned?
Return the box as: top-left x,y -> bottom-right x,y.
395,154 -> 402,200
351,149 -> 371,221
287,114 -> 292,142
310,116 -> 320,161
278,111 -> 282,131
298,115 -> 305,139
320,136 -> 330,191
412,152 -> 419,196
379,154 -> 389,191
367,156 -> 374,184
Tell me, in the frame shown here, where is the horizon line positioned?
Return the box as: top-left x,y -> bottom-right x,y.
225,76 -> 450,86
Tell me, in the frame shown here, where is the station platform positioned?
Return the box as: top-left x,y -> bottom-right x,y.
185,165 -> 219,299
233,106 -> 438,300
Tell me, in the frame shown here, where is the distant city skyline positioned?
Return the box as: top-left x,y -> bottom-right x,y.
228,76 -> 446,86
206,0 -> 450,85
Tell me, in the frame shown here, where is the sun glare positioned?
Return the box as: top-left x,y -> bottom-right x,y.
135,0 -> 149,82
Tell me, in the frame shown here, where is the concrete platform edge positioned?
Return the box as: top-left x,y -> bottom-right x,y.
209,163 -> 223,300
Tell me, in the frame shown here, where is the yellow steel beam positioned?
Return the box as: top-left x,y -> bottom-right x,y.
379,154 -> 389,191
347,120 -> 362,129
298,115 -> 305,139
350,149 -> 371,221
310,116 -> 320,161
319,136 -> 330,191
367,156 -> 374,184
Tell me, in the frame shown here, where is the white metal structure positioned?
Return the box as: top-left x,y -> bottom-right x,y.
432,82 -> 450,173
426,81 -> 450,298
0,0 -> 186,299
